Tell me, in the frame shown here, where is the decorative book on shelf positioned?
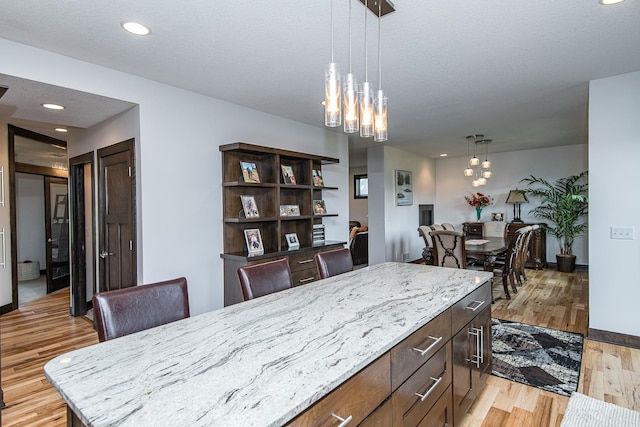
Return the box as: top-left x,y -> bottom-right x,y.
313,200 -> 327,215
312,169 -> 324,187
240,195 -> 259,218
313,224 -> 325,243
240,161 -> 260,183
281,165 -> 297,185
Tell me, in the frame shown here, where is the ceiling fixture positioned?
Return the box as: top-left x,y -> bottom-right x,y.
373,0 -> 387,142
323,0 -> 395,137
325,0 -> 341,127
54,128 -> 68,133
599,0 -> 624,4
41,103 -> 65,110
121,21 -> 151,36
464,134 -> 493,187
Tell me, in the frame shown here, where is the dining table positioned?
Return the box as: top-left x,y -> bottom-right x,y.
464,236 -> 508,271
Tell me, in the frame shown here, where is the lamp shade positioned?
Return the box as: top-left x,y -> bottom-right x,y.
505,190 -> 528,204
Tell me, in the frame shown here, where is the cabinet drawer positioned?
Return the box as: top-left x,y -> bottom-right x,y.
287,353 -> 391,427
391,309 -> 451,390
359,397 -> 392,427
452,282 -> 491,334
392,342 -> 452,427
288,252 -> 318,272
416,384 -> 453,427
291,267 -> 319,287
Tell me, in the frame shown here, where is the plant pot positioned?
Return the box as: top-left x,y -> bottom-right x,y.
556,254 -> 576,273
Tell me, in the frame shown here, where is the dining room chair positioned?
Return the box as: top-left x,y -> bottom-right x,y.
430,230 -> 467,269
483,221 -> 506,238
237,258 -> 293,300
492,228 -> 529,299
441,223 -> 456,231
418,226 -> 434,264
93,277 -> 190,342
314,248 -> 354,279
514,226 -> 535,285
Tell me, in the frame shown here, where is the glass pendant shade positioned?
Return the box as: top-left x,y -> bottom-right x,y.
483,170 -> 492,179
464,167 -> 474,177
478,177 -> 487,186
469,156 -> 480,166
325,62 -> 341,127
373,90 -> 387,142
343,73 -> 359,133
359,81 -> 374,137
482,160 -> 491,169
472,179 -> 480,187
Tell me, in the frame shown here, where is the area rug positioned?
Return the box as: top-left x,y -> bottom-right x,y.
491,318 -> 584,397
561,392 -> 640,426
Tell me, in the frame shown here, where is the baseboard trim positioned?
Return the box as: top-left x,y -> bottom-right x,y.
546,262 -> 589,271
588,328 -> 640,349
0,303 -> 13,315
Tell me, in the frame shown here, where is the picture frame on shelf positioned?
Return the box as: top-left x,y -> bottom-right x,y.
285,233 -> 300,250
240,195 -> 260,218
244,228 -> 264,256
491,212 -> 504,222
281,165 -> 297,185
313,200 -> 327,215
240,161 -> 260,183
395,170 -> 413,206
312,169 -> 324,187
279,205 -> 300,217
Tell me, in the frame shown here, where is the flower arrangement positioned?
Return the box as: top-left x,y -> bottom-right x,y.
464,192 -> 493,208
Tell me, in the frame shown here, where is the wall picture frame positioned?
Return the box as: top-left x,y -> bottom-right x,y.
244,228 -> 264,256
240,195 -> 260,218
285,233 -> 300,250
395,170 -> 413,206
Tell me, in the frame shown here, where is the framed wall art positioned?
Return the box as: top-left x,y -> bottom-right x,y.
395,170 -> 413,206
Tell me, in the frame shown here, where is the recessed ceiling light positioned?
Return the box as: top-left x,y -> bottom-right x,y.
51,144 -> 67,150
42,103 -> 65,110
121,21 -> 151,36
440,153 -> 448,157
599,0 -> 624,4
54,128 -> 68,133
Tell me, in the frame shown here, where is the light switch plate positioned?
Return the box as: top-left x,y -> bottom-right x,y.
611,226 -> 634,240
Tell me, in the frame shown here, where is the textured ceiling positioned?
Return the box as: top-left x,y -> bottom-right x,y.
1,0 -> 639,166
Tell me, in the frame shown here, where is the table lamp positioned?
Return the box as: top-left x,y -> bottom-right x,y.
506,189 -> 528,223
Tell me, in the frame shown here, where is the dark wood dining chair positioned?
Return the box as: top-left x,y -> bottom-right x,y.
492,228 -> 529,299
430,230 -> 467,269
93,277 -> 190,342
513,225 -> 534,285
237,258 -> 293,300
314,248 -> 354,279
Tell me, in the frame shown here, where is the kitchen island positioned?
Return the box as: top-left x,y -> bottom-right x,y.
45,262 -> 493,426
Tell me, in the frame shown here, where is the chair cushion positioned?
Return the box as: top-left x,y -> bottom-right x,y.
237,258 -> 293,300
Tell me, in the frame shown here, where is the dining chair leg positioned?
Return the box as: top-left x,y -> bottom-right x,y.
502,277 -> 511,300
508,273 -> 518,294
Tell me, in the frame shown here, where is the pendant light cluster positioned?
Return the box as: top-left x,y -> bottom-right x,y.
324,0 -> 394,142
463,134 -> 493,187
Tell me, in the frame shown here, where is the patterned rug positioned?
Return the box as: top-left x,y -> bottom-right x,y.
491,318 -> 584,397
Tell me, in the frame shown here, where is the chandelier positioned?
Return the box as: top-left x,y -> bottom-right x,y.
463,135 -> 493,187
324,0 -> 395,141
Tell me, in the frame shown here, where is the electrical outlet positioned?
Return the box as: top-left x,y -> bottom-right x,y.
610,226 -> 635,240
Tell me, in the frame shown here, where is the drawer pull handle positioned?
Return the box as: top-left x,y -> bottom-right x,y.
299,277 -> 315,284
465,300 -> 485,312
415,376 -> 443,401
297,259 -> 314,265
412,336 -> 443,356
331,413 -> 353,427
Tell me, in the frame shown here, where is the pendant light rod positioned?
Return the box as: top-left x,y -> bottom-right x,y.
330,0 -> 335,62
377,0 -> 382,90
348,0 -> 352,72
364,0 -> 368,82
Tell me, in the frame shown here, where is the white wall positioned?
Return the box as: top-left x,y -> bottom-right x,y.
349,166 -> 368,226
435,144 -> 588,265
0,38 -> 348,315
16,173 -> 46,267
589,71 -> 640,337
368,145 -> 437,264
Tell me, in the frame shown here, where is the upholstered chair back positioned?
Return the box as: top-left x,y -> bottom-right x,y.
430,230 -> 467,269
237,258 -> 293,301
315,248 -> 354,279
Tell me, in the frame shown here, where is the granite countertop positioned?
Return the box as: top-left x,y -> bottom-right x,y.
45,262 -> 492,426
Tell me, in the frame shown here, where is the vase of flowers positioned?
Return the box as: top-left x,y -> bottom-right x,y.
464,192 -> 493,220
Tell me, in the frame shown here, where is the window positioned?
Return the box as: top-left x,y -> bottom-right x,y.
354,174 -> 368,199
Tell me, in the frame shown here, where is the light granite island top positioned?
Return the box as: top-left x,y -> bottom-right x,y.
45,262 -> 492,426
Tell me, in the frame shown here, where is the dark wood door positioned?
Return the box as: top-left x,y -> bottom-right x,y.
44,177 -> 70,293
98,139 -> 136,292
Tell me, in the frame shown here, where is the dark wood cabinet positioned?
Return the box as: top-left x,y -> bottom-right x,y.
463,221 -> 547,269
220,143 -> 345,306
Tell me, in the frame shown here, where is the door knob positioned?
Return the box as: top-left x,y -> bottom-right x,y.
99,251 -> 114,259
47,238 -> 56,243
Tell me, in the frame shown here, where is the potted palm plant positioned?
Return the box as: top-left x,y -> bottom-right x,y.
519,171 -> 588,272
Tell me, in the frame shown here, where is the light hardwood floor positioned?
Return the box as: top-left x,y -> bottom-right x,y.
1,269 -> 638,426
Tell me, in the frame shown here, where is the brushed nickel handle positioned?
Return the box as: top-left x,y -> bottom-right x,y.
412,335 -> 443,356
469,327 -> 482,368
299,277 -> 315,284
331,413 -> 353,427
1,228 -> 6,269
99,251 -> 115,259
415,376 -> 443,401
297,259 -> 314,265
465,300 -> 485,312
